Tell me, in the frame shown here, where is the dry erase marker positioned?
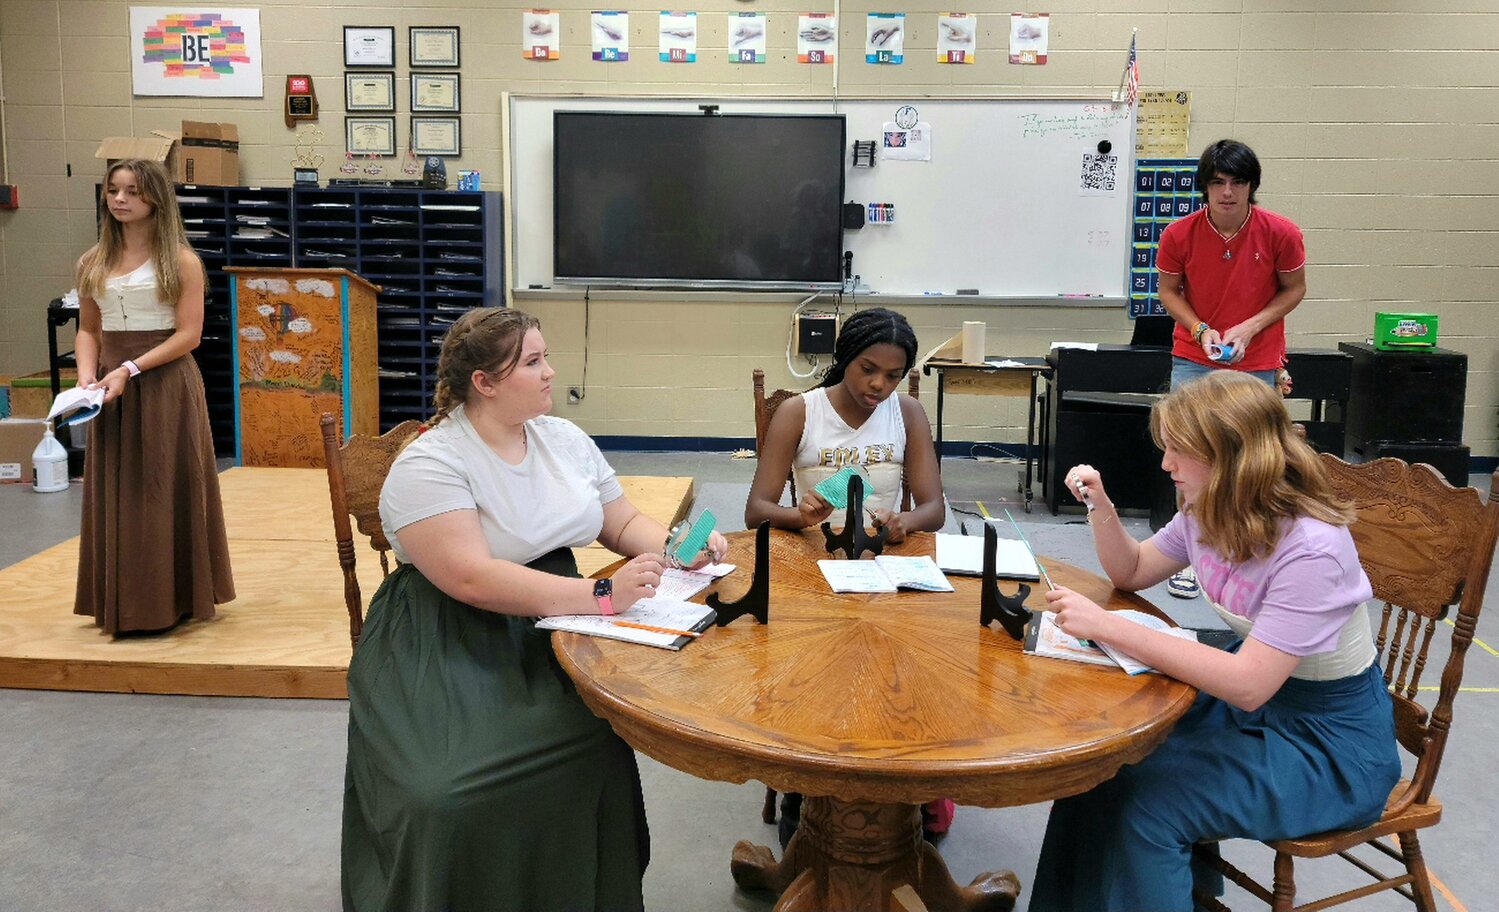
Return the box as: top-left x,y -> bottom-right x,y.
1074,475 -> 1095,512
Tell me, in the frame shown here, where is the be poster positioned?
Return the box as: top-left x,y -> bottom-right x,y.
130,7 -> 263,97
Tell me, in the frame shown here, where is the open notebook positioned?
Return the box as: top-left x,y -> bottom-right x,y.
934,532 -> 1040,581
536,596 -> 716,651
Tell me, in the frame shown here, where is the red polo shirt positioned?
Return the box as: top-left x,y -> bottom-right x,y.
1157,206 -> 1306,372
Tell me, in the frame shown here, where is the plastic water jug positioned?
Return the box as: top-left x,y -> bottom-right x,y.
32,422 -> 69,493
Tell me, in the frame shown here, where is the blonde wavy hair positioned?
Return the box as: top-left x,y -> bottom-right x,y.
1151,370 -> 1353,563
77,159 -> 200,304
429,307 -> 542,427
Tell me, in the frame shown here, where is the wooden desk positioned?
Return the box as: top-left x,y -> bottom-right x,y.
922,358 -> 1051,512
555,529 -> 1196,912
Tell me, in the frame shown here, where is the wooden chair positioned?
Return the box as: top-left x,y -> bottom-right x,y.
319,413 -> 423,652
751,367 -> 921,511
1193,456 -> 1499,912
751,367 -> 922,825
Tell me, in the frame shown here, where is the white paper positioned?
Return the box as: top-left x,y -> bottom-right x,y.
591,11 -> 629,61
985,359 -> 1028,369
881,121 -> 932,162
130,7 -> 264,97
874,556 -> 954,592
1049,342 -> 1100,352
47,386 -> 105,426
935,533 -> 1041,581
818,556 -> 953,593
1024,611 -> 1116,667
535,596 -> 713,650
655,568 -> 714,602
522,11 -> 560,60
818,560 -> 897,593
1095,609 -> 1199,675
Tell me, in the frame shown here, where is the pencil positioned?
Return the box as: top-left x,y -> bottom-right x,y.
612,619 -> 702,638
1003,507 -> 1057,591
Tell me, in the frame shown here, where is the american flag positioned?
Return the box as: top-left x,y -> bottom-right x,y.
1123,32 -> 1139,106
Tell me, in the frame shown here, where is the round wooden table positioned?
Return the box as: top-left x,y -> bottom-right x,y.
555,529 -> 1197,912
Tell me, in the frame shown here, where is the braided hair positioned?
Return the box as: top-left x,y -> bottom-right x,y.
428,307 -> 541,427
820,307 -> 918,389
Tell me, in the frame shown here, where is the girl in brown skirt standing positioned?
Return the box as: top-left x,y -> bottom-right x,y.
72,159 -> 234,634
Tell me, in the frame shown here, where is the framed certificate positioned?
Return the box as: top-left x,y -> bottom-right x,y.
345,72 -> 395,112
344,26 -> 396,68
411,73 -> 460,112
410,26 -> 461,67
346,116 -> 396,156
411,116 -> 461,156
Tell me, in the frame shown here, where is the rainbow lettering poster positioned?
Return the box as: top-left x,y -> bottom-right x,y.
130,7 -> 263,96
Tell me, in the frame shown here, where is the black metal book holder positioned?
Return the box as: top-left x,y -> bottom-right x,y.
821,474 -> 889,560
980,524 -> 1033,640
708,521 -> 771,626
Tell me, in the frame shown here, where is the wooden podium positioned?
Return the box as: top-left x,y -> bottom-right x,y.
227,267 -> 381,468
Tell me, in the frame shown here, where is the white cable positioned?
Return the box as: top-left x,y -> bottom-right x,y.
784,291 -> 825,379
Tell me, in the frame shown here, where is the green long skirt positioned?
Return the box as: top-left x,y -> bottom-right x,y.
341,550 -> 650,912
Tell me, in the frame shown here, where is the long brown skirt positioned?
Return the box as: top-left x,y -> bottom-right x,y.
75,329 -> 235,635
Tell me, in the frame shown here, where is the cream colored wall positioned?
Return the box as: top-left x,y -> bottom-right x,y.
1,1 -> 1494,456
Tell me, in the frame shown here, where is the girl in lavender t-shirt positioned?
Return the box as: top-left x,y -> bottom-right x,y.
1030,371 -> 1399,912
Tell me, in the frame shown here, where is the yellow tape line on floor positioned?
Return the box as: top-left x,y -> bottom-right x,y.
1443,617 -> 1499,658
1430,866 -> 1467,912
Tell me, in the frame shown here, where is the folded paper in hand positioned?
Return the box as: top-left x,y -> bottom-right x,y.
47,386 -> 106,427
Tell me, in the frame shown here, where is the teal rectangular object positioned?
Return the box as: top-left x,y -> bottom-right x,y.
814,465 -> 873,509
668,510 -> 716,565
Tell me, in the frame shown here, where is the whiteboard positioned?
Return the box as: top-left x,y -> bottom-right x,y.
507,95 -> 1135,299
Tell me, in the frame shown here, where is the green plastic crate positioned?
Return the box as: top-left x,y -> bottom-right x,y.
1374,312 -> 1439,350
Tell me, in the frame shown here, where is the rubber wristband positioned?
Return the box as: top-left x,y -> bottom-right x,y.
1190,322 -> 1210,343
122,359 -> 142,377
596,594 -> 614,616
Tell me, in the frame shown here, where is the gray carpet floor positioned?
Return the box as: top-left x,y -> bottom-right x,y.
1,452 -> 1494,911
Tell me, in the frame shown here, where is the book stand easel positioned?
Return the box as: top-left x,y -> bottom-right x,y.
980,524 -> 1034,640
821,475 -> 889,560
708,521 -> 772,626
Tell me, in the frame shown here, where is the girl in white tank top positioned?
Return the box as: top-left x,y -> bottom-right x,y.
745,307 -> 946,543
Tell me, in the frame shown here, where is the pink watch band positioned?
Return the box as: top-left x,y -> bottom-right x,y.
122,359 -> 142,377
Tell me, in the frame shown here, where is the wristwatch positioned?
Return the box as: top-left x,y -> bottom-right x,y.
593,578 -> 614,616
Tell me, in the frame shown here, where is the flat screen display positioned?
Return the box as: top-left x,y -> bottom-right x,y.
553,111 -> 846,290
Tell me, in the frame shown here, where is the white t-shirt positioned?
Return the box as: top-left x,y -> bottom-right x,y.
792,386 -> 907,515
380,407 -> 623,565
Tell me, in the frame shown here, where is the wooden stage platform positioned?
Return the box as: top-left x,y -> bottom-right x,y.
0,468 -> 694,699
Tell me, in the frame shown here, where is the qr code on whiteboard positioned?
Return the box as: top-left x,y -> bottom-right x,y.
1080,153 -> 1118,192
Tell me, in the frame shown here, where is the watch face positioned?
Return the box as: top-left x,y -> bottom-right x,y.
593,578 -> 613,597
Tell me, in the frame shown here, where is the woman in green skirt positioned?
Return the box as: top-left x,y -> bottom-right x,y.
341,307 -> 726,912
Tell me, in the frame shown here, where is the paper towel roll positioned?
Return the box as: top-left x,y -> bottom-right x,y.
961,321 -> 986,364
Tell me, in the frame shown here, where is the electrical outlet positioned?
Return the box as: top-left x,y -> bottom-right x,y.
567,387 -> 583,404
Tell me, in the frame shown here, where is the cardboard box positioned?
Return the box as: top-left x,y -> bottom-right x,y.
8,371 -> 60,420
96,131 -> 180,177
0,419 -> 48,483
178,120 -> 240,186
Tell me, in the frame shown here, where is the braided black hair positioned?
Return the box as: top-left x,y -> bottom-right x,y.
820,307 -> 918,389
429,307 -> 541,427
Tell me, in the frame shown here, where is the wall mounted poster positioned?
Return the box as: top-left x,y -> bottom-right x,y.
728,13 -> 766,63
797,13 -> 835,64
592,11 -> 629,62
524,10 -> 561,59
129,6 -> 263,96
659,11 -> 697,63
865,13 -> 904,64
1009,13 -> 1049,65
937,13 -> 976,63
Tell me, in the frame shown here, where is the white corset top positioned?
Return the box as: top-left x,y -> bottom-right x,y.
97,259 -> 176,331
